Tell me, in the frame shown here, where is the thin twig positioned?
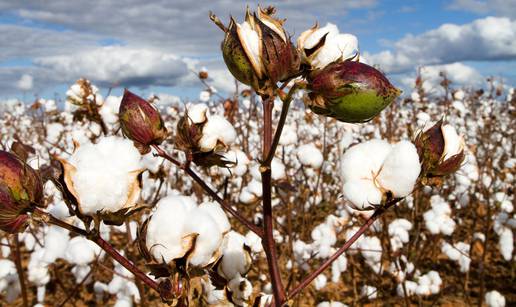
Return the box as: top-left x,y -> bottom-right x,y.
287,199 -> 400,300
13,234 -> 29,307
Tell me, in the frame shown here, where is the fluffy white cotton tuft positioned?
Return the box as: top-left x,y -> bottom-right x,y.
297,144 -> 324,168
198,115 -> 237,152
341,139 -> 421,210
146,195 -> 230,267
485,290 -> 506,307
66,136 -> 143,215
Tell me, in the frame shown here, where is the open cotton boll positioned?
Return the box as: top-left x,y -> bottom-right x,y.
388,219 -> 413,252
65,236 -> 102,266
331,254 -> 347,283
65,136 -> 143,215
218,231 -> 252,280
146,195 -> 230,267
228,274 -> 253,306
397,281 -> 418,297
279,124 -> 298,146
199,115 -> 236,152
199,90 -> 211,102
297,144 -> 323,168
187,103 -> 209,124
424,195 -> 456,236
485,290 -> 506,307
415,271 -> 442,296
100,95 -> 122,125
42,226 -> 70,263
46,123 -> 64,144
441,241 -> 470,272
271,158 -> 286,180
441,124 -> 465,161
314,273 -> 328,290
498,227 -> 513,261
376,141 -> 421,198
220,149 -> 250,176
341,139 -> 420,210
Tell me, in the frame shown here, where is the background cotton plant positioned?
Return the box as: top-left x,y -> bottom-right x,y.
0,4 -> 514,307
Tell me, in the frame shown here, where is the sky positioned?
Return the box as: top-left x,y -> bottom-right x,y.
0,0 -> 515,101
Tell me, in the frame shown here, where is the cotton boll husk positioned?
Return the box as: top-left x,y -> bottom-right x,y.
376,141 -> 421,198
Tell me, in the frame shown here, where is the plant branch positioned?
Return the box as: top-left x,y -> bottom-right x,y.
31,208 -> 175,300
263,82 -> 304,166
261,96 -> 287,305
287,199 -> 401,300
151,144 -> 263,237
13,234 -> 28,307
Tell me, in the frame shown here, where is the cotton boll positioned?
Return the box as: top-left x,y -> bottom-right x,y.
397,280 -> 418,297
218,231 -> 252,280
388,219 -> 413,252
314,274 -> 327,290
361,285 -> 377,299
220,149 -> 250,176
65,136 -> 143,216
228,274 -> 253,306
187,103 -> 209,124
0,259 -> 20,303
202,278 -> 227,305
441,124 -> 464,161
376,141 -> 421,198
198,115 -> 236,152
65,236 -> 102,266
146,195 -> 230,267
42,226 -> 70,263
199,90 -> 211,102
245,231 -> 263,254
342,179 -> 383,210
271,158 -> 286,180
424,196 -> 456,236
146,196 -> 195,263
331,254 -> 347,283
485,290 -> 506,307
498,227 -> 513,261
297,144 -> 323,168
279,124 -> 298,145
340,139 -> 391,182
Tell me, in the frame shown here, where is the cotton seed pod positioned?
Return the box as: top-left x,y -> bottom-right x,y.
119,89 -> 168,154
414,120 -> 465,179
217,7 -> 300,93
306,61 -> 401,123
0,150 -> 44,233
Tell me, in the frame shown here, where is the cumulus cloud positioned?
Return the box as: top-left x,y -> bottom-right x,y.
16,74 -> 33,91
447,0 -> 516,18
34,46 -> 191,88
365,16 -> 516,73
397,62 -> 484,95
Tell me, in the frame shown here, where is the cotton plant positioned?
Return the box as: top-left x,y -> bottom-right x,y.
1,4 -> 510,307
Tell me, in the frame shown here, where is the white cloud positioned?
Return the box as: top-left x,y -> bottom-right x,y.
16,74 -> 34,91
34,46 -> 190,88
447,0 -> 516,18
365,16 -> 516,73
397,62 -> 484,95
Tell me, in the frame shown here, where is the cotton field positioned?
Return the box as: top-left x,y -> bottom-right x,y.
0,73 -> 514,306
1,4 -> 515,307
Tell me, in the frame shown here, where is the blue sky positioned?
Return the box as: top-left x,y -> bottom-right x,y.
0,0 -> 515,101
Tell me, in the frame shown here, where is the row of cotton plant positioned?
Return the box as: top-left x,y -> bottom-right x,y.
0,5 -> 514,307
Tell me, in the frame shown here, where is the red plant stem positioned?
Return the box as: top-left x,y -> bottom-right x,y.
13,234 -> 28,307
152,144 -> 263,237
33,209 -> 163,295
287,201 -> 398,300
261,96 -> 287,305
